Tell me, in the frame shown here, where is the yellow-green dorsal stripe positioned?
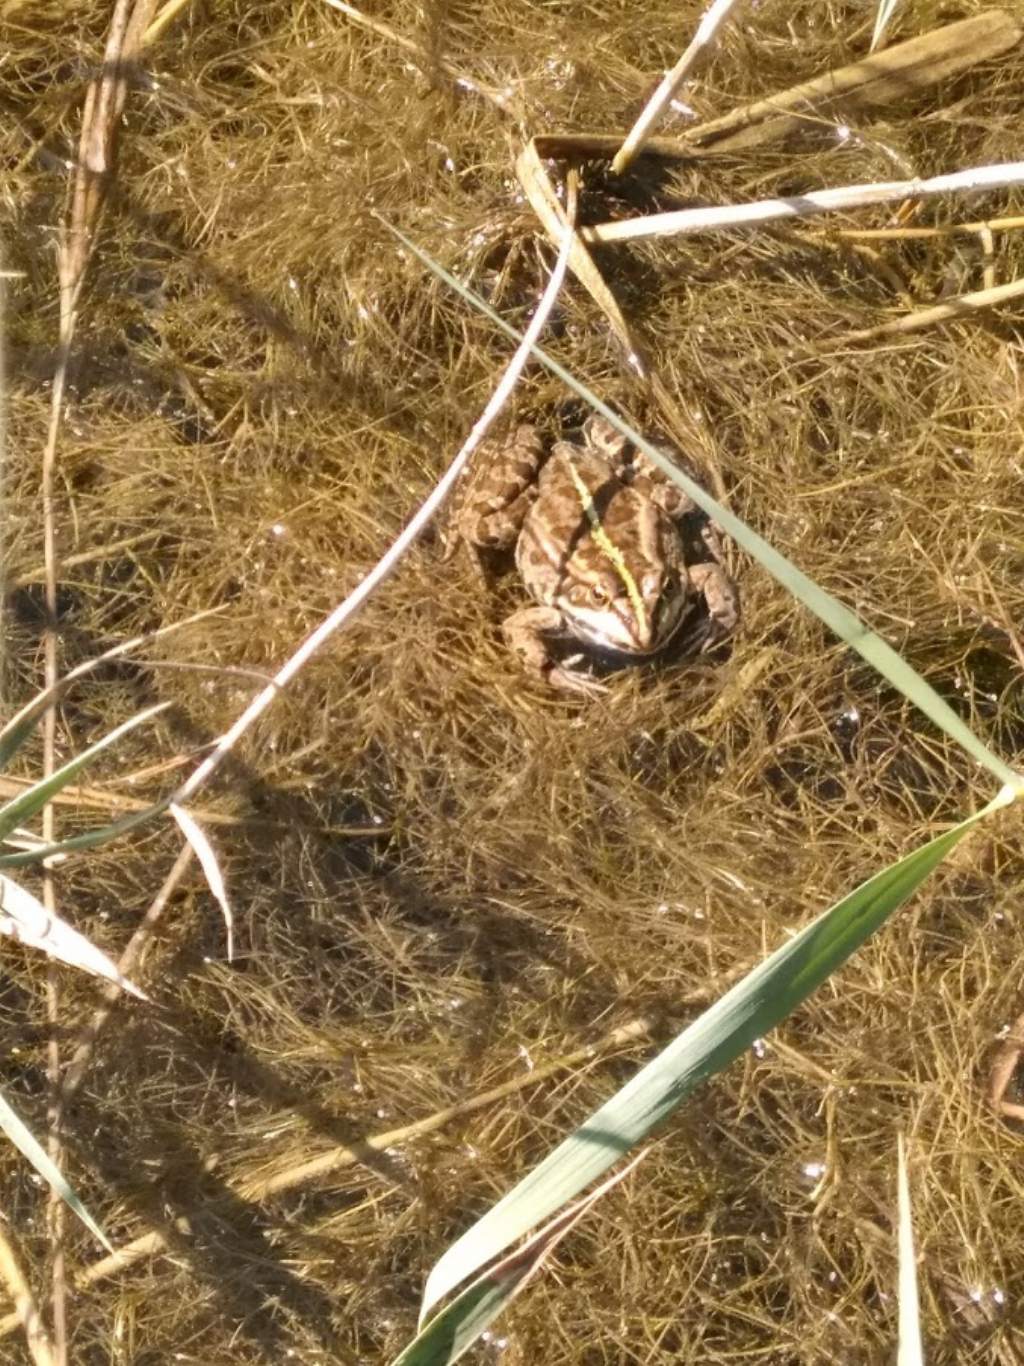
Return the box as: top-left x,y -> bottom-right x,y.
565,458 -> 648,638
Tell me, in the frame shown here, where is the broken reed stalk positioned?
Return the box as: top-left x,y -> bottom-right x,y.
516,140 -> 648,372
0,1222 -> 56,1366
612,0 -> 744,174
684,9 -> 1022,152
832,275 -> 1024,345
142,0 -> 194,44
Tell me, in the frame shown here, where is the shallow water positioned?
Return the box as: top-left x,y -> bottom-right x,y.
3,1 -> 1024,1361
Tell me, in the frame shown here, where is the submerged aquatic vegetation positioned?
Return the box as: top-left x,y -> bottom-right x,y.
385,240 -> 1022,1360
2,0 -> 1024,1361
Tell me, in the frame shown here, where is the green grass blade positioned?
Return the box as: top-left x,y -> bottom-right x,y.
0,799 -> 170,868
0,613 -> 220,769
0,677 -> 99,770
0,703 -> 49,772
0,702 -> 170,843
0,1090 -> 112,1253
0,682 -> 78,771
419,785 -> 1014,1326
397,1274 -> 510,1366
382,220 -> 1020,792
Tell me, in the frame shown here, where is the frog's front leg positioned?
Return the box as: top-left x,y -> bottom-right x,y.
686,561 -> 739,647
502,605 -> 607,696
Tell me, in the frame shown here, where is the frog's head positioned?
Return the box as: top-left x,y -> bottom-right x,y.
553,478 -> 690,656
558,553 -> 690,657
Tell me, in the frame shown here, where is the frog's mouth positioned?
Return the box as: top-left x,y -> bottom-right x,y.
568,590 -> 692,657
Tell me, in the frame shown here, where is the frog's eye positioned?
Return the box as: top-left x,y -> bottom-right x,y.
590,583 -> 609,605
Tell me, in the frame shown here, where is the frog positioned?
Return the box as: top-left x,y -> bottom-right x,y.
444,415 -> 738,694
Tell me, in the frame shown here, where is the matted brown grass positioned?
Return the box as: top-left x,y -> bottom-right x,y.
3,0 -> 1024,1361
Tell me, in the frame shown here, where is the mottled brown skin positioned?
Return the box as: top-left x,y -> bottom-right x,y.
443,424 -> 546,565
446,417 -> 738,693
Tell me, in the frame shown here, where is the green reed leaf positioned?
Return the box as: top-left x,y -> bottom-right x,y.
0,801 -> 170,869
0,1090 -> 112,1252
412,784 -> 1013,1346
0,703 -> 170,845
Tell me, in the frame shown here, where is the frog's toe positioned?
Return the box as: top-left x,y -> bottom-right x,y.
547,661 -> 609,697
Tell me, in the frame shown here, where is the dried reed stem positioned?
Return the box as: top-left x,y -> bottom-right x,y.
685,11 -> 1021,152
0,1222 -> 57,1366
43,3 -> 158,1353
813,216 -> 1024,240
583,160 -> 1024,244
833,274 -> 1024,345
142,0 -> 194,45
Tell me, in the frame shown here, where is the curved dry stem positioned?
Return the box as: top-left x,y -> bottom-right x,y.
171,184 -> 580,810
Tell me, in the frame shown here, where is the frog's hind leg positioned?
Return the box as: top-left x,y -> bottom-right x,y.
443,424 -> 545,564
465,483 -> 539,554
446,479 -> 536,586
581,413 -> 631,472
629,437 -> 705,521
